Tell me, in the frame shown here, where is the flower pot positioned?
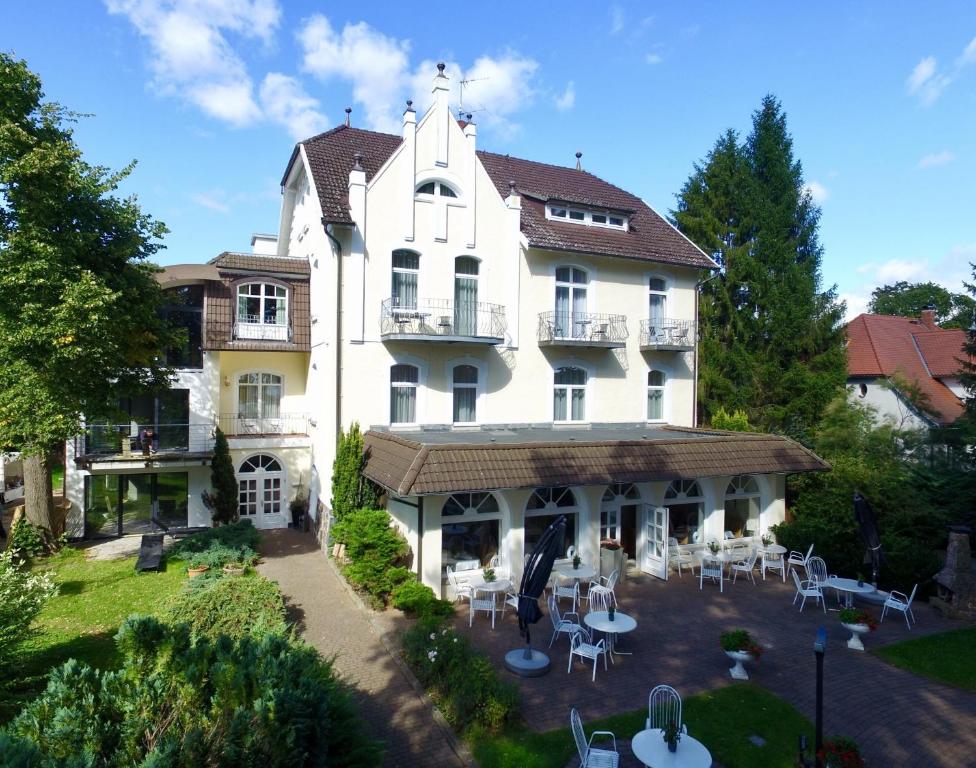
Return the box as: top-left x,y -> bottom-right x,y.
187,565 -> 209,579
842,622 -> 870,651
667,740 -> 678,753
725,649 -> 753,680
223,564 -> 245,576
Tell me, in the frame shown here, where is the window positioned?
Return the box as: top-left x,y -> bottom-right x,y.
390,364 -> 419,424
392,250 -> 419,310
443,492 -> 499,516
858,383 -> 868,398
452,365 -> 478,424
454,257 -> 479,336
647,370 -> 666,421
162,285 -> 203,368
238,373 -> 282,420
238,454 -> 284,522
649,277 -> 668,322
237,283 -> 286,326
84,472 -> 188,538
591,213 -> 607,224
416,181 -> 457,198
555,266 -> 588,338
724,475 -> 760,537
550,206 -> 567,218
600,483 -> 640,541
441,492 -> 500,569
664,479 -> 704,546
553,366 -> 587,422
525,487 -> 578,552
547,205 -> 627,229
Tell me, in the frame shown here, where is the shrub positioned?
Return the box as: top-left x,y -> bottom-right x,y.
820,735 -> 865,768
710,407 -> 752,432
331,422 -> 380,520
332,509 -> 411,605
391,580 -> 454,619
0,616 -> 381,768
7,520 -> 47,563
167,575 -> 287,640
169,521 -> 260,567
719,629 -> 762,658
0,550 -> 55,704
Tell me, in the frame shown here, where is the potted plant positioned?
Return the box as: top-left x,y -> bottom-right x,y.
720,629 -> 762,680
187,561 -> 209,579
599,539 -> 627,582
223,562 -> 245,576
707,540 -> 720,555
572,553 -> 581,570
839,608 -> 877,651
761,533 -> 774,547
483,567 -> 496,583
661,720 -> 681,753
819,736 -> 865,768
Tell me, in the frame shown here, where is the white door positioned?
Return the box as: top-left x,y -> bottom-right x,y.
642,504 -> 668,580
237,454 -> 287,530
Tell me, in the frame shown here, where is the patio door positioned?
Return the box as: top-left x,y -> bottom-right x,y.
237,454 -> 287,530
642,504 -> 668,580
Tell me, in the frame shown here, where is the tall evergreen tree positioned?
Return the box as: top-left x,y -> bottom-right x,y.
673,96 -> 846,436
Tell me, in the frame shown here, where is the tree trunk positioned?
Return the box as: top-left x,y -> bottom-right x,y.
23,453 -> 55,533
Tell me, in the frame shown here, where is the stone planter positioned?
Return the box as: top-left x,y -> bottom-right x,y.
187,565 -> 209,579
842,622 -> 870,651
725,649 -> 754,680
600,546 -> 627,582
223,564 -> 245,576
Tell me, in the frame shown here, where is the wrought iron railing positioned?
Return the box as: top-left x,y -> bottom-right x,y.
75,424 -> 215,458
639,318 -> 695,348
218,413 -> 309,437
380,297 -> 506,340
537,311 -> 628,344
234,315 -> 291,342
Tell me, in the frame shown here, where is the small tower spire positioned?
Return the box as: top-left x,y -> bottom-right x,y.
575,151 -> 583,170
344,107 -> 352,127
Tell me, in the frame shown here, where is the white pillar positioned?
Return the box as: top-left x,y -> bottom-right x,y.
401,102 -> 416,242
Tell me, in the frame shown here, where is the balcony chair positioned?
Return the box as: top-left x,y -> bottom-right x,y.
787,543 -> 814,577
731,547 -> 760,584
699,556 -> 724,592
668,537 -> 695,577
881,584 -> 918,629
553,575 -> 580,613
645,684 -> 688,734
568,629 -> 608,682
586,568 -> 619,610
791,569 -> 826,613
571,708 -> 619,768
762,549 -> 786,581
548,593 -> 584,648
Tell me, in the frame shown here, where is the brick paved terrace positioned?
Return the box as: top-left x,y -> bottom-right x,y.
449,567 -> 976,768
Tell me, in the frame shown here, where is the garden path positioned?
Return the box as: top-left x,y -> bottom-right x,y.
258,528 -> 466,768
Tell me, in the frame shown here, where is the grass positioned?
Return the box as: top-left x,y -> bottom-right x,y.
874,626 -> 976,692
470,683 -> 813,768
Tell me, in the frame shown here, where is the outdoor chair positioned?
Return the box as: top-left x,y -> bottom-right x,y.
548,593 -> 584,647
791,569 -> 826,613
731,547 -> 759,584
488,553 -> 510,580
571,708 -> 619,768
568,629 -> 608,681
762,549 -> 785,581
699,556 -> 724,592
501,589 -> 519,619
469,588 -> 497,628
566,545 -> 577,559
645,684 -> 688,734
588,588 -> 614,613
586,568 -> 619,610
445,566 -> 473,604
668,537 -> 695,577
787,543 -> 814,577
881,584 -> 918,629
553,574 -> 580,613
805,556 -> 828,586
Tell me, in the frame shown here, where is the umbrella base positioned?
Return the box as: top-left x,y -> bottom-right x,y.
504,648 -> 551,677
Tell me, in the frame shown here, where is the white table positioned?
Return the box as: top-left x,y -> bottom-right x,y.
631,728 -> 712,768
555,563 -> 597,584
474,579 -> 513,628
759,544 -> 787,582
822,576 -> 876,608
583,610 -> 636,662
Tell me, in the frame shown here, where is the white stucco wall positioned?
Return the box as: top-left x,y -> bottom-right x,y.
847,378 -> 932,431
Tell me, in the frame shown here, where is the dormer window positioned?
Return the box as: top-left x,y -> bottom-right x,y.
416,181 -> 458,198
546,204 -> 627,230
235,283 -> 289,341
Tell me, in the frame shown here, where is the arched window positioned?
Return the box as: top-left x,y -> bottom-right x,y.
452,364 -> 478,424
236,283 -> 288,340
441,492 -> 500,569
554,366 -> 587,422
391,250 -> 419,310
238,454 -> 284,523
647,370 -> 666,421
724,475 -> 761,537
454,257 -> 479,336
600,483 -> 640,544
525,487 -> 578,552
390,364 -> 419,424
416,181 -> 458,198
664,479 -> 704,546
555,266 -> 588,338
648,277 -> 668,322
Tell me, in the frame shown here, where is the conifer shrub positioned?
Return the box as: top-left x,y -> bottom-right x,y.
169,520 -> 260,567
331,423 -> 379,520
167,574 -> 287,641
391,579 -> 454,618
331,509 -> 411,605
201,428 -> 238,525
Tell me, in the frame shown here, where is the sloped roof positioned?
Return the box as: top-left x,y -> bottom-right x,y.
156,263 -> 221,284
292,125 -> 716,270
362,426 -> 828,496
209,252 -> 310,277
845,313 -> 969,424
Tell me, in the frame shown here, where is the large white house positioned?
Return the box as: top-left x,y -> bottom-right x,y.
65,65 -> 826,593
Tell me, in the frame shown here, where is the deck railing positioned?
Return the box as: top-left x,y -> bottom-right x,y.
217,413 -> 309,436
75,424 -> 214,458
639,318 -> 695,349
380,297 -> 506,340
234,315 -> 291,342
537,311 -> 628,345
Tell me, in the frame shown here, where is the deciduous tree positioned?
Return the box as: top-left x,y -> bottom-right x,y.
868,280 -> 974,327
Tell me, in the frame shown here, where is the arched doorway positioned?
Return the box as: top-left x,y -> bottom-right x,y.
600,483 -> 640,558
724,475 -> 761,537
237,454 -> 287,529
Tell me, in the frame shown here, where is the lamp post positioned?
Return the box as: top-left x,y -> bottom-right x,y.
814,626 -> 826,768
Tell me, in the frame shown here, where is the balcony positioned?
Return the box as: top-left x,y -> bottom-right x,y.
74,424 -> 214,467
639,318 -> 695,352
380,298 -> 506,344
234,316 -> 291,342
537,311 -> 628,349
218,413 -> 309,437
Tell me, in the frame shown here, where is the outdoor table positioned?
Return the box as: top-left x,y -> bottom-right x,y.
822,576 -> 876,609
554,563 -> 597,585
759,544 -> 787,582
583,610 -> 636,662
631,728 -> 712,768
694,550 -> 737,571
474,579 -> 513,628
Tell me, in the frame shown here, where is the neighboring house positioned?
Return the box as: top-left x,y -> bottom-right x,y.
65,65 -> 828,593
846,309 -> 971,430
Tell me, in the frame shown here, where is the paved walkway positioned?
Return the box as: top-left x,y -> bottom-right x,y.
257,529 -> 465,768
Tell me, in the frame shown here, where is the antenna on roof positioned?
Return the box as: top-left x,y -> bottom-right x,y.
344,107 -> 352,127
459,75 -> 490,111
575,151 -> 583,171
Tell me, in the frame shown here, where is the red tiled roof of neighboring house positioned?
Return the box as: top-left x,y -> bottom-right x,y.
290,125 -> 717,270
845,312 -> 969,424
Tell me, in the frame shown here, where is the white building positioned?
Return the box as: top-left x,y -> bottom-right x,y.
66,65 -> 826,592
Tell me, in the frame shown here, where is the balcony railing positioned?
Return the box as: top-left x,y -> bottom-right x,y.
75,424 -> 215,460
537,311 -> 628,348
639,318 -> 695,351
218,413 -> 309,437
380,298 -> 506,343
234,316 -> 291,342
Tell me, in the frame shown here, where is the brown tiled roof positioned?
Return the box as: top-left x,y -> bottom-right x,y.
362,427 -> 828,496
846,313 -> 969,424
209,252 -> 310,276
156,264 -> 221,284
293,125 -> 716,270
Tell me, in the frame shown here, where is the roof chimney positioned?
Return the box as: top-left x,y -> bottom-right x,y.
352,152 -> 364,172
575,151 -> 582,170
920,305 -> 937,328
344,107 -> 352,127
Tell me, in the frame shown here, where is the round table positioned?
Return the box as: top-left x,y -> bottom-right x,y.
822,576 -> 876,608
555,563 -> 597,584
583,610 -> 636,661
759,544 -> 787,582
631,728 -> 712,768
474,579 -> 513,629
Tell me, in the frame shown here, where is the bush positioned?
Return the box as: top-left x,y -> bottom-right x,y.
0,550 -> 55,703
332,509 -> 411,605
201,428 -> 239,525
710,407 -> 752,432
0,616 -> 381,768
167,575 -> 287,640
331,423 -> 380,520
391,580 -> 455,619
7,520 -> 47,563
820,735 -> 865,768
169,521 -> 260,568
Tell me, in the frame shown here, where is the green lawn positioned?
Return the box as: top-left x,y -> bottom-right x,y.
874,626 -> 976,692
470,683 -> 813,768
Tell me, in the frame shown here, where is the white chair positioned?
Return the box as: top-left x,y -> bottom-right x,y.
645,684 -> 688,734
805,556 -> 828,587
699,556 -> 724,592
488,553 -> 510,580
548,593 -> 584,647
501,589 -> 519,619
566,545 -> 577,559
787,543 -> 814,576
791,569 -> 826,613
446,566 -> 473,604
469,588 -> 497,628
571,708 -> 619,768
568,629 -> 608,681
668,537 -> 695,577
588,588 -> 614,613
722,531 -> 736,550
586,569 -> 619,610
553,574 -> 580,613
762,550 -> 786,581
731,547 -> 759,584
881,584 -> 918,629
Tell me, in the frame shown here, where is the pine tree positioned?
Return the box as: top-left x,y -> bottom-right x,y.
331,423 -> 379,520
201,428 -> 237,525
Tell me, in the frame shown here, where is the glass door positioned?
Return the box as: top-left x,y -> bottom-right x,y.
454,257 -> 479,336
643,504 -> 668,580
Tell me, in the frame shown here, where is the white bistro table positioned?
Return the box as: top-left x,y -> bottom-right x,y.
583,610 -> 637,662
474,579 -> 513,628
554,563 -> 598,586
631,728 -> 712,768
759,544 -> 787,581
822,576 -> 876,609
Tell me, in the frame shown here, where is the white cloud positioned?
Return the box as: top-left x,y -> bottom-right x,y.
190,190 -> 231,213
804,180 -> 829,204
957,35 -> 976,66
906,37 -> 976,106
645,52 -> 663,65
610,5 -> 625,34
458,53 -> 538,128
906,56 -> 937,93
840,292 -> 870,323
554,81 -> 575,111
875,258 -> 926,283
259,73 -> 328,139
917,150 -> 955,169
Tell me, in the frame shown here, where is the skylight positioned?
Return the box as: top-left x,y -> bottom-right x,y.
547,204 -> 627,230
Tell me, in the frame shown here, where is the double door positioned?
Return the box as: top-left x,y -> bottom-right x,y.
642,504 -> 669,580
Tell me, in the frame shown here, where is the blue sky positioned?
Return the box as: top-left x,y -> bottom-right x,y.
4,1 -> 975,319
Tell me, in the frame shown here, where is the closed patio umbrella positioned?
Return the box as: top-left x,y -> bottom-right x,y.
853,492 -> 885,585
504,514 -> 566,677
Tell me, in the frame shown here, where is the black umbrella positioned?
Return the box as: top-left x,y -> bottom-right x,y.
853,492 -> 885,585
